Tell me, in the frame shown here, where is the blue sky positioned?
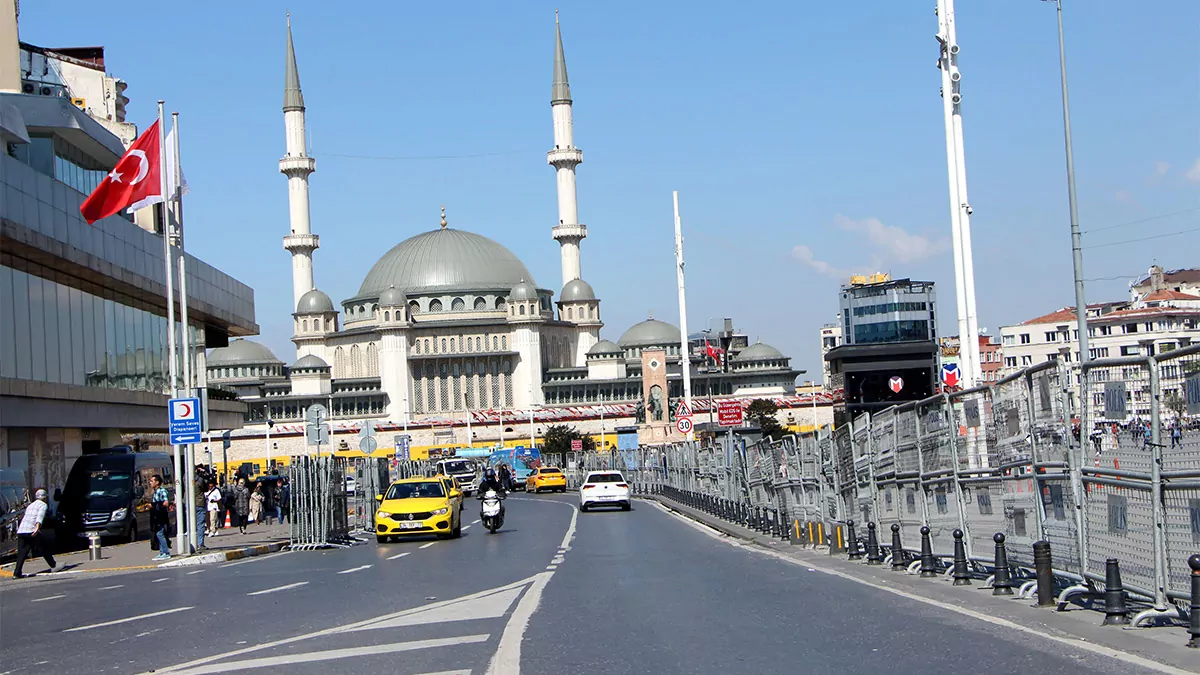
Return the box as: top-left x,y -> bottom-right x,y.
21,1 -> 1200,377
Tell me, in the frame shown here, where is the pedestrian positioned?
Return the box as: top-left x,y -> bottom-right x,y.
192,467 -> 207,552
279,479 -> 291,524
272,481 -> 284,524
149,475 -> 172,561
205,480 -> 223,536
232,478 -> 251,534
1171,422 -> 1183,448
12,488 -> 56,579
249,484 -> 265,525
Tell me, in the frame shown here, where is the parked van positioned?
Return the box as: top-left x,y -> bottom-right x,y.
57,447 -> 173,543
0,468 -> 30,560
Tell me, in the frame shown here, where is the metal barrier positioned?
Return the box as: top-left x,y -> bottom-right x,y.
289,455 -> 356,550
628,355 -> 1196,636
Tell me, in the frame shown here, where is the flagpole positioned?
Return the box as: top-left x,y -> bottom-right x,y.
171,111 -> 199,553
157,101 -> 185,556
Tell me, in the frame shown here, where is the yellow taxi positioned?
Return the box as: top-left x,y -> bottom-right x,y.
431,473 -> 465,513
374,476 -> 462,543
525,467 -> 568,493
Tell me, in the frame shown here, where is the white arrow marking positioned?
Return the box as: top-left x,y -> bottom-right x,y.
336,565 -> 372,575
247,581 -> 308,596
65,606 -> 194,632
161,636 -> 487,675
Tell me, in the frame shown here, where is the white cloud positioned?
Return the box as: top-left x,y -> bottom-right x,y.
791,245 -> 847,279
1147,160 -> 1170,184
833,214 -> 949,264
1186,158 -> 1200,183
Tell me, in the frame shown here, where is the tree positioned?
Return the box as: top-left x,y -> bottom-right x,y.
746,399 -> 785,440
541,424 -> 596,454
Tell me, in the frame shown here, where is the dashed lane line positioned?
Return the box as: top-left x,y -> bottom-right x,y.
419,542 -> 435,550
462,525 -> 472,532
151,578 -> 168,583
31,594 -> 66,602
64,606 -> 194,632
247,582 -> 308,596
98,585 -> 124,591
337,565 -> 373,575
471,519 -> 481,525
187,570 -> 205,575
386,551 -> 411,561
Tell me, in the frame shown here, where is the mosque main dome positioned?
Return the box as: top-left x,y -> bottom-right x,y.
356,227 -> 537,298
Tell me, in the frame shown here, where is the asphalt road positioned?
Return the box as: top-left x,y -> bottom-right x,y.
0,495 -> 1170,675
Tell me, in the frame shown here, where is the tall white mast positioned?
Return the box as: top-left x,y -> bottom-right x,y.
281,15 -> 319,311
936,0 -> 980,387
548,11 -> 587,287
673,191 -> 693,439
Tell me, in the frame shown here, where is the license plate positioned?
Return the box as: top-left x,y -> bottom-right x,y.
598,496 -> 619,501
398,522 -> 423,530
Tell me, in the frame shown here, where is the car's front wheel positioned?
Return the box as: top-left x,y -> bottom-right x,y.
376,535 -> 389,544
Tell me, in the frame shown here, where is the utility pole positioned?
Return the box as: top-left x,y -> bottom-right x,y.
672,191 -> 694,440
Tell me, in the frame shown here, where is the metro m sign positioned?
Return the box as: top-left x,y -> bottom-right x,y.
717,400 -> 743,427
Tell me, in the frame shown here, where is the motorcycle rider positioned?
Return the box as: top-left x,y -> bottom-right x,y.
477,468 -> 506,520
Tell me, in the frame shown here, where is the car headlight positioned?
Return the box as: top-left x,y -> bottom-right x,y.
111,508 -> 128,521
432,507 -> 449,516
376,511 -> 391,519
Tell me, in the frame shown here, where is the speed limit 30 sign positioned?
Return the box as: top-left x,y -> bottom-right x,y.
676,417 -> 693,434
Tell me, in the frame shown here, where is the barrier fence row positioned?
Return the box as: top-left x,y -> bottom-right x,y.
562,349 -> 1200,636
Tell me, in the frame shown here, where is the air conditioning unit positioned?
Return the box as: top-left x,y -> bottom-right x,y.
21,82 -> 34,94
39,86 -> 52,96
71,97 -> 86,109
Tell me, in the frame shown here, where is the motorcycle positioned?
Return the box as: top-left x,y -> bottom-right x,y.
480,489 -> 505,533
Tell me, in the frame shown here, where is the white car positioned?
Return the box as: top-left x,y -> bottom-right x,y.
579,471 -> 631,512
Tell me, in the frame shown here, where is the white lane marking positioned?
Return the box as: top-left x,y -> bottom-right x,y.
419,542 -> 435,550
462,525 -> 472,532
362,587 -> 522,630
187,570 -> 205,575
545,565 -> 557,570
484,572 -> 553,675
98,585 -> 124,591
149,577 -> 541,674
559,499 -> 579,550
337,565 -> 372,575
386,551 -> 411,561
31,594 -> 66,602
220,550 -> 293,569
247,581 -> 308,596
162,636 -> 488,674
64,606 -> 194,632
151,578 -> 168,583
551,556 -> 564,564
650,501 -> 1192,675
472,519 -> 481,525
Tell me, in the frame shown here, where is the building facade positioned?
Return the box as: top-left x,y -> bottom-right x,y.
205,17 -> 817,466
0,39 -> 258,493
819,323 -> 842,390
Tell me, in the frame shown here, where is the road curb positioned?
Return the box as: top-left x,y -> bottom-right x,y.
157,542 -> 288,568
640,495 -> 758,542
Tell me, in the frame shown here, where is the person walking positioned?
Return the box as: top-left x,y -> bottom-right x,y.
149,475 -> 171,561
191,467 -> 207,552
1171,422 -> 1183,448
12,489 -> 56,579
279,479 -> 291,524
272,481 -> 284,525
248,484 -> 265,526
205,481 -> 223,536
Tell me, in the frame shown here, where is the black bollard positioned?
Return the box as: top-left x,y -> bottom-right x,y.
1033,540 -> 1055,607
866,522 -> 883,565
951,529 -> 971,586
992,533 -> 1013,596
847,520 -> 862,560
1101,558 -> 1130,626
919,526 -> 938,578
1188,554 -> 1199,648
892,524 -> 907,571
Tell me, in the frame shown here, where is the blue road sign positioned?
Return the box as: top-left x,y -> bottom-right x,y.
169,397 -> 203,444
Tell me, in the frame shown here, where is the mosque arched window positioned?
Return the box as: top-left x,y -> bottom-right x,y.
334,347 -> 346,376
502,336 -> 507,350
384,311 -> 390,322
367,343 -> 378,373
358,305 -> 366,315
588,306 -> 594,320
409,301 -> 420,316
350,345 -> 362,377
519,305 -> 526,316
441,338 -> 447,352
450,338 -> 456,352
302,319 -> 309,332
452,297 -> 465,312
315,318 -> 322,331
476,337 -> 482,351
474,297 -> 487,311
493,336 -> 499,350
567,307 -> 573,320
430,299 -> 443,312
495,298 -> 506,312
424,339 -> 430,353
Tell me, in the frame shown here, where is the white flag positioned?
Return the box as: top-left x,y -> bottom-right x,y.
165,125 -> 189,198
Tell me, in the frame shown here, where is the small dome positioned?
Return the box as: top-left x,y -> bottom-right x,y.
587,339 -> 622,357
379,285 -> 407,307
296,288 -> 335,314
291,354 -> 330,370
207,339 -> 283,366
734,342 -> 785,361
509,280 -> 538,301
560,278 -> 596,302
618,318 -> 681,348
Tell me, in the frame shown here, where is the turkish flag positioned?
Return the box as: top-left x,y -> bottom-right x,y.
80,119 -> 162,224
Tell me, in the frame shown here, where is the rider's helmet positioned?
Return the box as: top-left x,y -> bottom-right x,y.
484,468 -> 496,481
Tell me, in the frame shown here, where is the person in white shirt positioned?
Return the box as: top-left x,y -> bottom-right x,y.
13,488 -> 56,579
205,481 -> 223,536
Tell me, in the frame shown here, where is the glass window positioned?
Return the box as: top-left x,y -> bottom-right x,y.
0,267 -> 15,379
57,281 -> 73,384
69,286 -> 85,385
27,273 -> 47,381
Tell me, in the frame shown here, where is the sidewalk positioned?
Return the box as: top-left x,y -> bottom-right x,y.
1,522 -> 290,581
646,495 -> 1199,675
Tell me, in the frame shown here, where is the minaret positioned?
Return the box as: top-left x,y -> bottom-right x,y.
548,12 -> 586,288
280,15 -> 319,310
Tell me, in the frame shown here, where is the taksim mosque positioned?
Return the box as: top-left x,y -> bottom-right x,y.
206,17 -> 823,462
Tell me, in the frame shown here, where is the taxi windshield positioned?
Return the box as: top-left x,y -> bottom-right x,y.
386,482 -> 446,500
